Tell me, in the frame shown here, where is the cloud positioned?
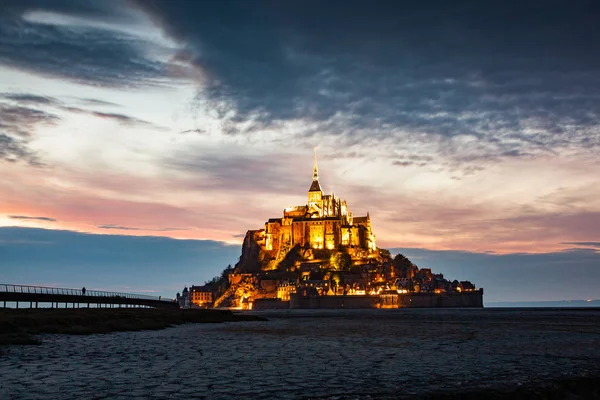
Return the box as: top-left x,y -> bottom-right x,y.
562,242 -> 600,248
1,93 -> 58,105
0,134 -> 37,164
77,98 -> 122,107
166,147 -> 310,195
2,92 -> 163,132
97,224 -> 142,231
0,101 -> 59,164
97,224 -> 188,232
133,0 -> 600,171
0,102 -> 60,138
179,128 -> 206,134
0,0 -> 175,88
65,107 -> 158,127
8,215 -> 57,222
0,92 -> 167,165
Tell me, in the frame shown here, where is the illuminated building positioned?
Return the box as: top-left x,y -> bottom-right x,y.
189,285 -> 213,307
208,150 -> 483,309
259,149 -> 376,256
277,281 -> 297,301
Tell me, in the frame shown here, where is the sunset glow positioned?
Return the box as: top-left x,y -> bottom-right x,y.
1,0 -> 599,302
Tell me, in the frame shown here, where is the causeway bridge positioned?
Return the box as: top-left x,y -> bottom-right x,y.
0,284 -> 179,309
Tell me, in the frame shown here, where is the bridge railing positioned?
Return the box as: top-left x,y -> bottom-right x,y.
0,284 -> 173,302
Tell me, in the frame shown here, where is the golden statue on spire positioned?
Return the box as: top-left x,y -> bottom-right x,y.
313,146 -> 319,181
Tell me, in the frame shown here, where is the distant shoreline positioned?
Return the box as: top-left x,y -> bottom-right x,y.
0,308 -> 266,346
418,375 -> 600,400
486,300 -> 600,307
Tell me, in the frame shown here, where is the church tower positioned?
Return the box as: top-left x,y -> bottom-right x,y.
308,147 -> 323,214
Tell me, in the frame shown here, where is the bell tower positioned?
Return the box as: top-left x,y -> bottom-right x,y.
308,147 -> 323,212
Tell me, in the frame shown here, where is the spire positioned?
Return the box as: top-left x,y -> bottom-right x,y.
313,146 -> 319,181
309,147 -> 322,192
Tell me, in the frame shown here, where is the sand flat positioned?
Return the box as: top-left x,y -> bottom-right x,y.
1,308 -> 599,399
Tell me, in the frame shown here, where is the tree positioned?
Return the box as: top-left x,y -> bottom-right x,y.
393,254 -> 417,278
378,248 -> 391,259
330,251 -> 352,271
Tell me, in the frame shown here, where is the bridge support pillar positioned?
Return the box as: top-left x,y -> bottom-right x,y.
36,302 -> 38,309
87,303 -> 90,308
3,301 -> 5,308
16,301 -> 18,309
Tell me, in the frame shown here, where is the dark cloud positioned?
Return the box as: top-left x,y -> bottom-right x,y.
562,242 -> 600,248
0,134 -> 36,164
0,0 -> 170,88
9,215 -> 57,222
2,92 -> 162,129
0,102 -> 59,164
65,108 -> 157,127
1,93 -> 58,105
0,102 -> 60,138
97,224 -> 142,231
135,0 -> 600,168
77,98 -> 121,107
179,128 -> 206,134
0,93 -> 164,165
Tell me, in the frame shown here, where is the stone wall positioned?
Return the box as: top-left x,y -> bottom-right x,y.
253,298 -> 291,310
290,294 -> 380,309
289,290 -> 484,309
397,290 -> 484,308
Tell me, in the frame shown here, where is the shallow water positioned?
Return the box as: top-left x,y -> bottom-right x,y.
1,308 -> 599,399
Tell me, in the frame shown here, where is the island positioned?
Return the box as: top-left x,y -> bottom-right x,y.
178,150 -> 483,310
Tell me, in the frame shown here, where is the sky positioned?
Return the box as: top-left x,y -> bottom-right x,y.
0,0 -> 599,302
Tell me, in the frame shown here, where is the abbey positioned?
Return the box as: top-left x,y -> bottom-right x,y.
197,150 -> 482,310
256,150 -> 377,258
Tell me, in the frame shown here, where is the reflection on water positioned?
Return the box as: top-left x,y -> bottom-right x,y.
1,309 -> 599,399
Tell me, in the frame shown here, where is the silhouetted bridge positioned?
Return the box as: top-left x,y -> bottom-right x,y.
0,284 -> 179,309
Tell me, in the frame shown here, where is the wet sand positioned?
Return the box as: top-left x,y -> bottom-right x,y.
0,308 -> 266,345
1,308 -> 599,399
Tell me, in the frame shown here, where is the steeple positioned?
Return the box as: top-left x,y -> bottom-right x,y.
313,146 -> 319,181
309,147 -> 322,192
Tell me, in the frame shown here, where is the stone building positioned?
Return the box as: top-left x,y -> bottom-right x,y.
176,286 -> 190,308
257,150 -> 377,258
189,285 -> 213,307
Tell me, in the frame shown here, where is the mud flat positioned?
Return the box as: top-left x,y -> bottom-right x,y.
1,308 -> 599,399
0,308 -> 266,346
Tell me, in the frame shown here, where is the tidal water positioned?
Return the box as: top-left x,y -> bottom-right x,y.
1,308 -> 599,399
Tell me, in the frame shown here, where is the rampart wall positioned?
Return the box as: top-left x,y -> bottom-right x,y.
289,294 -> 379,309
289,289 -> 483,309
253,298 -> 291,310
